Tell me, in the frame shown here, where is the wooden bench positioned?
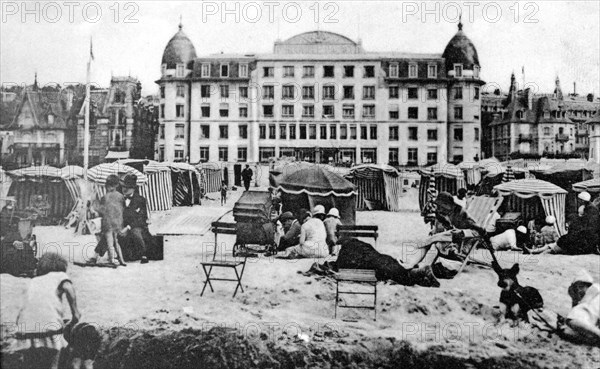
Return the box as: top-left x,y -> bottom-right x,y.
336,225 -> 379,247
335,269 -> 378,321
200,222 -> 246,298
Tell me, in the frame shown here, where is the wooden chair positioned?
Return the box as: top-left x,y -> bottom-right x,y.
200,222 -> 247,298
448,196 -> 504,275
336,225 -> 379,247
335,269 -> 378,321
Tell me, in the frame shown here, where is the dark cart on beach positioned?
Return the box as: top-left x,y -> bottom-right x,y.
232,191 -> 276,256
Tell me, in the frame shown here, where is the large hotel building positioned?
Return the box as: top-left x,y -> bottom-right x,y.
156,22 -> 484,166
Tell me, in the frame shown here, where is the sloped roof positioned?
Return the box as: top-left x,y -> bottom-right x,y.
6,91 -> 70,130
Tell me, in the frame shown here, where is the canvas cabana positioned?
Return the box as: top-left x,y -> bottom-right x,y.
167,162 -> 201,206
475,166 -> 528,196
457,158 -> 501,187
418,162 -> 466,211
530,163 -> 593,216
118,159 -> 173,211
0,167 -> 13,209
196,163 -> 220,194
6,165 -> 81,221
344,164 -> 402,211
278,166 -> 357,224
493,179 -> 567,236
87,163 -> 148,199
572,178 -> 600,193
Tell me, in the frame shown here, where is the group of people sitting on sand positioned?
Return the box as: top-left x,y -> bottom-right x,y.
268,205 -> 341,258
426,187 -> 600,256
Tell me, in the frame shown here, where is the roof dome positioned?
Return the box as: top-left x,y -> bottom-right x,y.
161,23 -> 197,69
442,22 -> 479,72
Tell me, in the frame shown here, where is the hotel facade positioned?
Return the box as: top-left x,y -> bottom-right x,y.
156,23 -> 484,166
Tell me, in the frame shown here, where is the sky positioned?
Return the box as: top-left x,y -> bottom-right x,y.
1,1 -> 599,97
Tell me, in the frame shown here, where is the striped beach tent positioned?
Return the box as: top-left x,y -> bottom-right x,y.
6,165 -> 79,220
196,163 -> 222,194
167,162 -> 201,206
87,163 -> 147,199
0,167 -> 12,201
117,160 -> 173,211
494,179 -> 567,236
418,162 -> 466,211
572,178 -> 600,193
345,164 -> 402,211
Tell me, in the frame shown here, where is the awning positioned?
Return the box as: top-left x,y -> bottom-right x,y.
105,151 -> 130,160
572,178 -> 600,193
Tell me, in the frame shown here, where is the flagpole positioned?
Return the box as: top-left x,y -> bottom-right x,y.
83,38 -> 92,179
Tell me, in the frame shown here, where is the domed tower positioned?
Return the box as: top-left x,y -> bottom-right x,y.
443,20 -> 484,163
157,21 -> 197,162
161,21 -> 197,76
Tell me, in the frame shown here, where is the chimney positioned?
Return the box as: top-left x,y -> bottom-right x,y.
573,82 -> 576,96
65,89 -> 73,110
525,88 -> 533,110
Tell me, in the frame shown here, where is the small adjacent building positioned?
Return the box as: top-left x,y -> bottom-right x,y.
75,76 -> 142,165
483,74 -> 599,160
0,80 -> 77,168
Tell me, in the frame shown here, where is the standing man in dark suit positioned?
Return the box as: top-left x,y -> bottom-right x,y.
119,174 -> 150,264
241,164 -> 253,191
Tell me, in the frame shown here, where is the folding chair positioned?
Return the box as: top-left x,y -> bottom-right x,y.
434,196 -> 504,275
200,222 -> 247,298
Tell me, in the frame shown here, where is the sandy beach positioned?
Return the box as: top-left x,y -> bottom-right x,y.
1,189 -> 599,368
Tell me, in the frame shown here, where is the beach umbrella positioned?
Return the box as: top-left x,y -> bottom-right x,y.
427,169 -> 437,200
502,165 -> 515,183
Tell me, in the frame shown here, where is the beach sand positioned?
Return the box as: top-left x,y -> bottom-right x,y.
1,189 -> 599,368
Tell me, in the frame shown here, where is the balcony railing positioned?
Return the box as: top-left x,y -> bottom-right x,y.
576,129 -> 588,137
518,133 -> 533,142
555,133 -> 570,142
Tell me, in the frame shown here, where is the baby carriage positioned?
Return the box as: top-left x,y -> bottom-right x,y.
232,191 -> 277,256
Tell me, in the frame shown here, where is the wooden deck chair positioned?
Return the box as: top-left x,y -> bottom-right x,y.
457,196 -> 504,274
434,196 -> 503,275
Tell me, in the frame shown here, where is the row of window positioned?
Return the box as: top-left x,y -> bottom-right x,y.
164,124 -> 479,143
162,146 -> 439,166
164,84 -> 479,103
167,61 -> 478,81
160,103 -> 469,121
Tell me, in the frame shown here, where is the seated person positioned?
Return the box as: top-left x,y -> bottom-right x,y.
453,188 -> 468,209
281,209 -> 328,258
558,270 -> 600,346
275,211 -> 301,252
485,210 -> 502,237
515,225 -> 531,250
410,192 -> 486,269
489,228 -> 522,251
324,208 -> 343,255
527,216 -> 560,254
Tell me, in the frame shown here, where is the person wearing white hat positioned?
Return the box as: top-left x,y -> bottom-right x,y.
312,205 -> 326,221
558,269 -> 600,346
281,207 -> 327,258
324,208 -> 342,255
